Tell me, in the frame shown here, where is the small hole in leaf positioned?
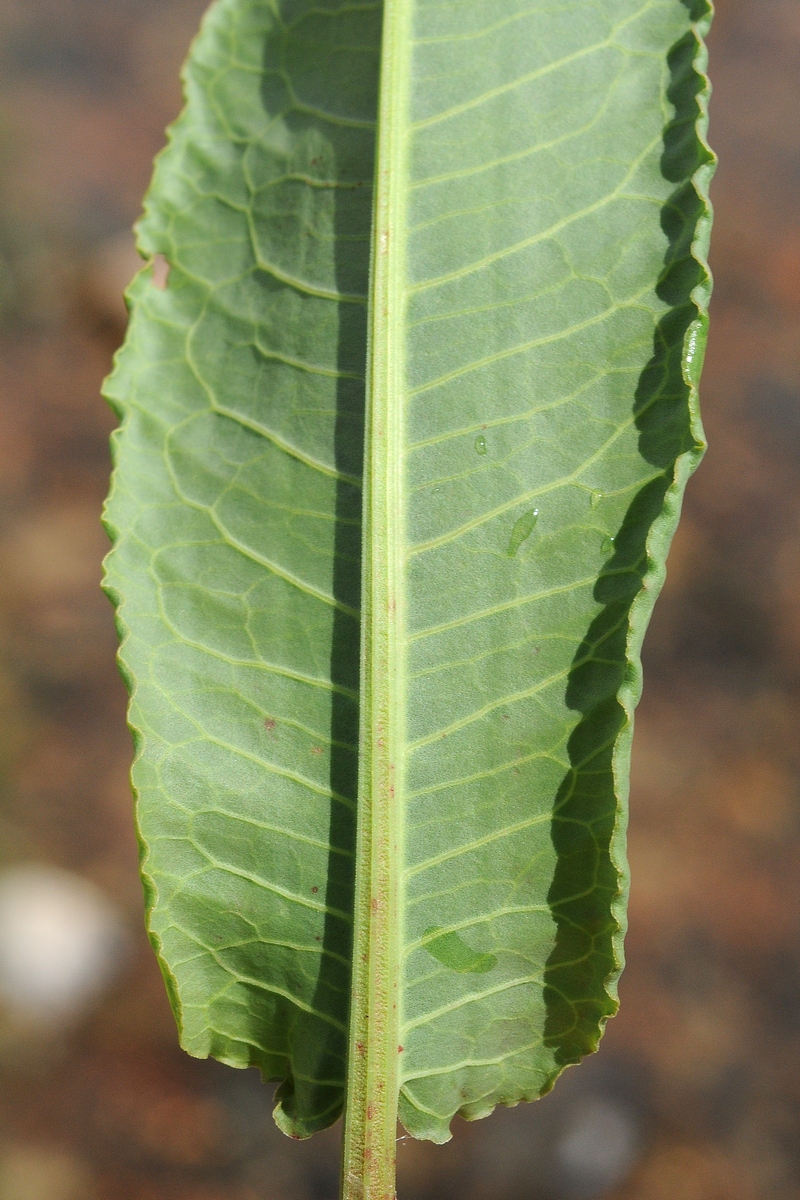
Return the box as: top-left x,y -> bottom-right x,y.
151,254 -> 170,290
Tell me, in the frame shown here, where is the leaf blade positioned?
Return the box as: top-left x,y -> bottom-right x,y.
103,0 -> 382,1137
102,0 -> 715,1171
393,0 -> 714,1142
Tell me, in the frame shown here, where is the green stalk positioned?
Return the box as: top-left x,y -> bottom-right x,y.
341,2 -> 410,1198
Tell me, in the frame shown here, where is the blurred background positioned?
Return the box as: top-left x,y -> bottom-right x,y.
0,1 -> 798,1197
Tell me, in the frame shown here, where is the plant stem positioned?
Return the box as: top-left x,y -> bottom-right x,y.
340,1 -> 409,1197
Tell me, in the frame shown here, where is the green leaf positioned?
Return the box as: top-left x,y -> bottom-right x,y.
102,0 -> 714,1190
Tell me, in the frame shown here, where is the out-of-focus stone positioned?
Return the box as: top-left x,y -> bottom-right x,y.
554,1096 -> 640,1198
0,864 -> 128,1019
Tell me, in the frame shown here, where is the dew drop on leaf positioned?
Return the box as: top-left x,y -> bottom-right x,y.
475,434 -> 487,455
601,535 -> 615,554
590,490 -> 603,509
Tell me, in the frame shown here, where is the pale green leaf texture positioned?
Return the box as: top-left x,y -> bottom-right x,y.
103,0 -> 713,1145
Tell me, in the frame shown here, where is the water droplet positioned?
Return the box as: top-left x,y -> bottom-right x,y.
590,491 -> 603,509
507,509 -> 539,557
475,435 -> 487,455
601,535 -> 615,555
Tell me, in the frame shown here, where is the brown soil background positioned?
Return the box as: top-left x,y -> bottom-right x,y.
0,2 -> 798,1198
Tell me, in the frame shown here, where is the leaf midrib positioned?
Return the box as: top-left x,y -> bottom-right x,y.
341,0 -> 411,1195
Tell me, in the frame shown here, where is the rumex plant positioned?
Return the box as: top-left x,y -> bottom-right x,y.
102,2 -> 714,1197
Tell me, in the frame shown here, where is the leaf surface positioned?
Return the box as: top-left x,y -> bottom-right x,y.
104,0 -> 381,1136
103,0 -> 714,1157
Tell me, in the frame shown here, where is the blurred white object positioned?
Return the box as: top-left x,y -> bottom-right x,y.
555,1095 -> 640,1197
0,865 -> 127,1019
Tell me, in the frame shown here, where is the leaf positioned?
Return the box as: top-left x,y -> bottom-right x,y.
104,0 -> 379,1138
102,0 -> 714,1191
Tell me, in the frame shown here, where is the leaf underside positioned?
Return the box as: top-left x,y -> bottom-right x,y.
103,0 -> 714,1144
